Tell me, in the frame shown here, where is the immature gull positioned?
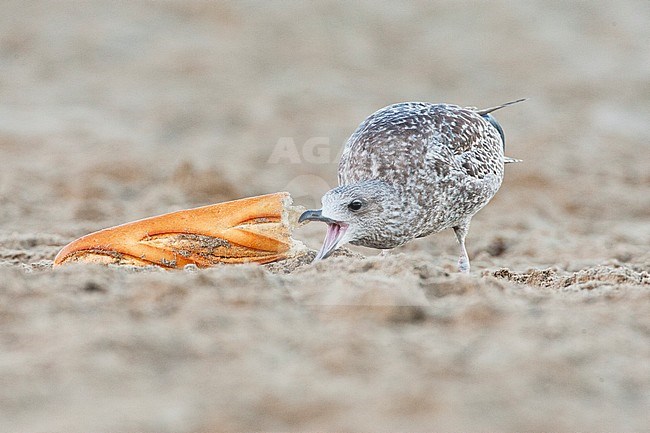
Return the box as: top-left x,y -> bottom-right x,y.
299,99 -> 524,273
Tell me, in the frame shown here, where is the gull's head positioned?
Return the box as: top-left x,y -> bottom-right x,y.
299,180 -> 398,260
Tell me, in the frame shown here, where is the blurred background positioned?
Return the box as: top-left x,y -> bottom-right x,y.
2,0 -> 649,268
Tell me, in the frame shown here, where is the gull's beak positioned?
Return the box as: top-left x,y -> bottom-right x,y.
299,209 -> 348,261
298,209 -> 334,224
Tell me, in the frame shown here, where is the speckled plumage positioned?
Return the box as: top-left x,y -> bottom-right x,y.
300,100 -> 523,272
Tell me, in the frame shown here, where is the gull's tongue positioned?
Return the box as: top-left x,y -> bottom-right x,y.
314,223 -> 347,261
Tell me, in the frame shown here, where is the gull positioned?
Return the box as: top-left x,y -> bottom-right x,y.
299,99 -> 524,272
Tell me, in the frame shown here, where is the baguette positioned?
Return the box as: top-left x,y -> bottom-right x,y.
53,192 -> 306,268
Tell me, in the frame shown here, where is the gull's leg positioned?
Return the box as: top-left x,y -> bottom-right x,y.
453,222 -> 471,273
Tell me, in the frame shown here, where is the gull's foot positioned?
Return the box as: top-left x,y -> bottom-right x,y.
379,249 -> 392,259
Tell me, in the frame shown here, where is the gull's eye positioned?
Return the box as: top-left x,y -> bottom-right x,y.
348,199 -> 363,211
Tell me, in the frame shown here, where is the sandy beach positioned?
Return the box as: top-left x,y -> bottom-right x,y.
1,1 -> 649,431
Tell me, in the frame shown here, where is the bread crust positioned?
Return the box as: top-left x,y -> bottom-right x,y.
53,192 -> 303,268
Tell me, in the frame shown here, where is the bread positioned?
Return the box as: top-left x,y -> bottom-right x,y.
53,192 -> 306,268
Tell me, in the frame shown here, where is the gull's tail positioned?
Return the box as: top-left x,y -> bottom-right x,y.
476,98 -> 526,162
476,98 -> 527,116
504,156 -> 522,164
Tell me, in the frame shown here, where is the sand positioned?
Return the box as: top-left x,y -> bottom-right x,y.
1,1 -> 649,431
